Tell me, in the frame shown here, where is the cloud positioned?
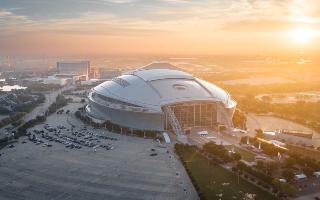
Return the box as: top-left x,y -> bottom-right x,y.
221,19 -> 314,32
0,9 -> 32,28
88,0 -> 139,4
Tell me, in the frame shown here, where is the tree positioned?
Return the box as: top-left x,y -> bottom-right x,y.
280,182 -> 296,197
203,142 -> 232,162
256,160 -> 265,170
255,129 -> 265,139
232,109 -> 247,129
302,166 -> 313,177
282,168 -> 295,181
285,157 -> 297,168
266,161 -> 279,175
272,179 -> 297,197
232,152 -> 242,161
261,95 -> 271,102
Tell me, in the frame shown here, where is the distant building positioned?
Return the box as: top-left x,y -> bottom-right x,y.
263,130 -> 277,139
99,68 -> 121,80
89,66 -> 99,79
80,79 -> 102,86
0,56 -> 13,73
43,76 -> 72,86
57,61 -> 90,80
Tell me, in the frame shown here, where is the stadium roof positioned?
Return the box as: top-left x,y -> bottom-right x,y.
139,62 -> 181,70
93,62 -> 235,112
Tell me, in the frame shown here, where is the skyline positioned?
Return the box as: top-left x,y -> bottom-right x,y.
0,0 -> 320,57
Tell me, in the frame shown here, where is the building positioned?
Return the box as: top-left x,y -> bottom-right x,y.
88,66 -> 99,79
86,62 -> 236,138
0,56 -> 13,73
56,61 -> 90,80
99,68 -> 121,80
80,79 -> 102,86
42,76 -> 72,86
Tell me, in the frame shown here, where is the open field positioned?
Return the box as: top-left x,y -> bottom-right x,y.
178,147 -> 274,200
246,113 -> 315,134
246,113 -> 320,147
221,76 -> 294,85
0,101 -> 197,200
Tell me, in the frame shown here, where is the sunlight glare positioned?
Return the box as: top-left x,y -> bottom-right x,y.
289,27 -> 315,43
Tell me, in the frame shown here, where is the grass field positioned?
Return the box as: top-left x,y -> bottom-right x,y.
179,147 -> 275,200
235,147 -> 256,162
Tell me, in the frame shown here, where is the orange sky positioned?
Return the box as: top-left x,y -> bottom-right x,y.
0,0 -> 319,57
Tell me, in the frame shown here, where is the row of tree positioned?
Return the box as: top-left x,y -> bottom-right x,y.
202,141 -> 241,163
0,112 -> 26,128
25,82 -> 62,92
15,93 -> 45,113
232,109 -> 247,129
16,94 -> 68,136
234,161 -> 296,197
240,135 -> 286,157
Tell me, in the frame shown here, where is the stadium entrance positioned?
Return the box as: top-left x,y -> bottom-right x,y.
164,101 -> 218,132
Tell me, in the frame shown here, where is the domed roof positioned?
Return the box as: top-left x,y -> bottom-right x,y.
93,63 -> 235,112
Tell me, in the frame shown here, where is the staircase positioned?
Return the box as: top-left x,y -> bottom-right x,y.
162,105 -> 183,137
218,102 -> 234,132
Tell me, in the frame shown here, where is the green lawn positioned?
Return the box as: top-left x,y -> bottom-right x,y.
179,148 -> 275,200
225,145 -> 256,162
235,147 -> 256,162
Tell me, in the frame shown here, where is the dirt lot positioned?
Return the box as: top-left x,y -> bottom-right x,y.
246,113 -> 320,147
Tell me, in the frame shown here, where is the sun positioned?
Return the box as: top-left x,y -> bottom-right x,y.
289,27 -> 315,43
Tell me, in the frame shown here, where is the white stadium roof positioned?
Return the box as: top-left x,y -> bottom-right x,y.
93,62 -> 236,112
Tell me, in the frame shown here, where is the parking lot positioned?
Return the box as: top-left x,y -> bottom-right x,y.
0,101 -> 197,200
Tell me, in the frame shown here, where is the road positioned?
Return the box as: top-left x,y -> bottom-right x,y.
21,85 -> 74,122
0,86 -> 74,139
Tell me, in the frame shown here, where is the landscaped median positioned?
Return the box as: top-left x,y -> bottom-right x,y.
175,143 -> 276,200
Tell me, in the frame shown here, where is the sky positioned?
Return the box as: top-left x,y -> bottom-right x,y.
0,0 -> 320,57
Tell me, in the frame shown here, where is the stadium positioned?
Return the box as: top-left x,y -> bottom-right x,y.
86,62 -> 237,138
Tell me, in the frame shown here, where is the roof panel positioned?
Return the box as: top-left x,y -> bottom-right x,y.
131,69 -> 193,82
151,79 -> 212,102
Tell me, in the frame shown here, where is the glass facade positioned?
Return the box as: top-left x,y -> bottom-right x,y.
164,102 -> 218,130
